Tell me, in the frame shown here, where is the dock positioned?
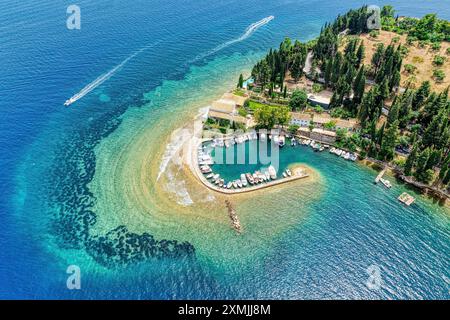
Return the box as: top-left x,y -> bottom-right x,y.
398,192 -> 415,206
374,167 -> 387,184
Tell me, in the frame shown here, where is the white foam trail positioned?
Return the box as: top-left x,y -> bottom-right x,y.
190,15 -> 274,63
64,43 -> 158,105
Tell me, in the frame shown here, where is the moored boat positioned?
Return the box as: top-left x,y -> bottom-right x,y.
240,174 -> 248,187
268,165 -> 277,179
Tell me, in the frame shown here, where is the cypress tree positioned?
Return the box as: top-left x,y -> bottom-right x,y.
238,74 -> 244,88
404,142 -> 419,176
356,42 -> 365,67
412,81 -> 431,111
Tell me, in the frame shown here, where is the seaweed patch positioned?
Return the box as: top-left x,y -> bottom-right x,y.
48,101 -> 195,268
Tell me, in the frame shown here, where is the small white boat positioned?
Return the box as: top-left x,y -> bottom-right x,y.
64,97 -> 76,106
286,169 -> 292,177
291,138 -> 297,146
380,178 -> 392,189
206,173 -> 214,179
282,172 -> 287,178
240,174 -> 248,187
233,181 -> 237,188
227,181 -> 233,189
264,171 -> 270,180
268,166 -> 277,179
237,180 -> 242,188
278,136 -> 285,147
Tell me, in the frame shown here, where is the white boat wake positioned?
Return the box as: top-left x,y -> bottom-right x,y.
189,15 -> 274,63
64,43 -> 158,106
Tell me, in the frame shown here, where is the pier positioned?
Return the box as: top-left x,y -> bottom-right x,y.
374,167 -> 387,184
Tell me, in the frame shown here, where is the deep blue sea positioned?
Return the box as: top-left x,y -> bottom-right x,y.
0,0 -> 449,299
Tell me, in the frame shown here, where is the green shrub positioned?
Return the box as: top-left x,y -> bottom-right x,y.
433,55 -> 446,66
369,30 -> 380,38
404,64 -> 417,74
433,69 -> 446,82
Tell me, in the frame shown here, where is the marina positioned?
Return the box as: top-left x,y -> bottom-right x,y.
194,135 -> 310,194
195,131 -> 365,194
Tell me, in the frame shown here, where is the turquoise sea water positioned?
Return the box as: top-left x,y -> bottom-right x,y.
0,0 -> 449,299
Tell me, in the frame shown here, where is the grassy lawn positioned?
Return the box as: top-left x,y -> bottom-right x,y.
233,89 -> 246,97
248,100 -> 280,111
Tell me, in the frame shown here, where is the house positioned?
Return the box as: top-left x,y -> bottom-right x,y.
307,91 -> 332,108
207,96 -> 250,127
311,114 -> 332,127
290,112 -> 312,127
298,127 -> 336,144
312,113 -> 359,132
335,118 -> 359,132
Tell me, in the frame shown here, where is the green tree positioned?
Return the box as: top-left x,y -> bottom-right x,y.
352,66 -> 366,106
289,89 -> 308,111
356,43 -> 365,67
237,74 -> 244,88
412,81 -> 430,110
324,59 -> 333,87
387,98 -> 399,127
404,141 -> 419,176
415,148 -> 433,183
381,5 -> 395,18
379,120 -> 398,161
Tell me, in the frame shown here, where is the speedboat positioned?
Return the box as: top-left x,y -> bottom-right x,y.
64,97 -> 76,106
